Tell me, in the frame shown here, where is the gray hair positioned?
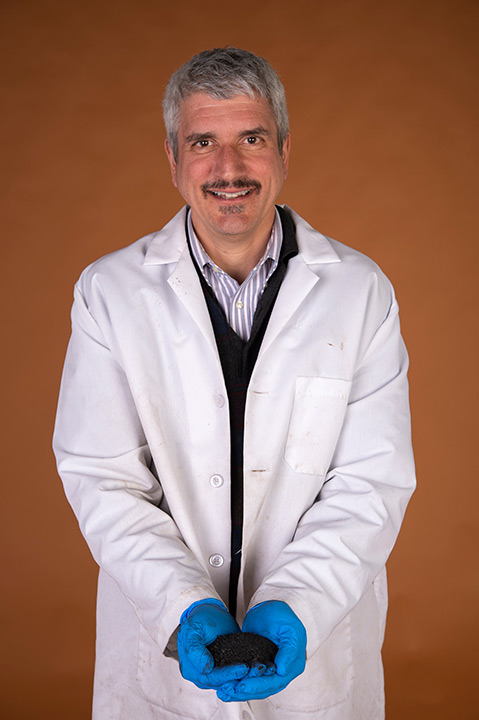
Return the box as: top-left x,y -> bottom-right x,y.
163,47 -> 289,160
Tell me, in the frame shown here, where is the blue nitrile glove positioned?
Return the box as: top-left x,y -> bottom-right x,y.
177,598 -> 249,690
216,600 -> 307,702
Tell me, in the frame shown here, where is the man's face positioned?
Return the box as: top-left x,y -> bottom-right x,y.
165,92 -> 290,250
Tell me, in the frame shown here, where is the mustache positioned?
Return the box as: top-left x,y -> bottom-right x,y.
201,178 -> 262,194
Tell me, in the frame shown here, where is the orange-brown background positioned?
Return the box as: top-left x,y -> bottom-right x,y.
1,0 -> 477,717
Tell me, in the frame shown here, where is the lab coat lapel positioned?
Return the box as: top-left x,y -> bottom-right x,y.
256,207 -> 341,360
144,207 -> 218,355
166,246 -> 219,353
257,255 -> 320,359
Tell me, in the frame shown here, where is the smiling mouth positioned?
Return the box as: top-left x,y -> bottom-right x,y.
202,178 -> 261,200
209,189 -> 255,199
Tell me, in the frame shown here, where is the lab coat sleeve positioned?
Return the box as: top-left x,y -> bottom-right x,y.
249,282 -> 416,654
53,281 -> 221,653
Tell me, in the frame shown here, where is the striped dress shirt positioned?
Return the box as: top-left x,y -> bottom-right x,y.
187,209 -> 283,341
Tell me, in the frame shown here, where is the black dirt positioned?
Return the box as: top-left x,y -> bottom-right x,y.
207,632 -> 278,668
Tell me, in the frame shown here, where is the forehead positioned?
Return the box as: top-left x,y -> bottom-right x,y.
176,92 -> 277,135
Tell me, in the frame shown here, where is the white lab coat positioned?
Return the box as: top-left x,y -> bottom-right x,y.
53,206 -> 415,720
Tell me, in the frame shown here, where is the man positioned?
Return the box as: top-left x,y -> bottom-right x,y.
53,47 -> 415,720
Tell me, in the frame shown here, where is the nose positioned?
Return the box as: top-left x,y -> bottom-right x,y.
212,144 -> 246,181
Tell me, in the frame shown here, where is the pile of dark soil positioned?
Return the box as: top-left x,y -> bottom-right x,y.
207,632 -> 278,668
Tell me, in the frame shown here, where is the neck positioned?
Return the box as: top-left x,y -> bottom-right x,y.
191,213 -> 275,284
206,240 -> 268,284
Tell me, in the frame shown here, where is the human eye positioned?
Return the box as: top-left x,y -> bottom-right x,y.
186,134 -> 215,152
242,132 -> 267,148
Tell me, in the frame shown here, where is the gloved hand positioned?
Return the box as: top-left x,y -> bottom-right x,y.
177,598 -> 250,690
216,600 -> 307,702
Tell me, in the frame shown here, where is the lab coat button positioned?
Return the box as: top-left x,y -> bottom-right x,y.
209,554 -> 224,567
210,474 -> 224,487
242,712 -> 252,720
215,394 -> 225,407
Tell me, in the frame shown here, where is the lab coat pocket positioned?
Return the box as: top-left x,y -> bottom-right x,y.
284,377 -> 352,476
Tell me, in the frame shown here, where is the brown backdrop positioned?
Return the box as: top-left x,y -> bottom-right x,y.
1,0 -> 477,717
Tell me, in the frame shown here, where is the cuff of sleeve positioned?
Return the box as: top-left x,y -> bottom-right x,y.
180,597 -> 227,624
247,589 -> 317,657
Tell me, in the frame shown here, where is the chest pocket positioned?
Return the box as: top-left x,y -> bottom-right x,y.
284,376 -> 352,476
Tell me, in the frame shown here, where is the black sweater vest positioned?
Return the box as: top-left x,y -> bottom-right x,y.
187,207 -> 298,614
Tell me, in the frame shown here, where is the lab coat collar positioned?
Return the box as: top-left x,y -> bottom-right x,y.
142,204 -> 341,362
143,207 -> 189,265
282,206 -> 341,266
143,205 -> 341,267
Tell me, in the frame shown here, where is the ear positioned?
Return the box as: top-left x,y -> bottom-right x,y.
281,133 -> 291,179
164,138 -> 178,187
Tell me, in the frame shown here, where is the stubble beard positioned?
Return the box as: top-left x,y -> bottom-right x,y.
218,204 -> 245,215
